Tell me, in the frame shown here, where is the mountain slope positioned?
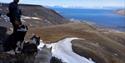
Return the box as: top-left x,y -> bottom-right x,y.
0,3 -> 69,27
27,22 -> 125,63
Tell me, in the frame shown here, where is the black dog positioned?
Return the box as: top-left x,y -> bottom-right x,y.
3,25 -> 28,52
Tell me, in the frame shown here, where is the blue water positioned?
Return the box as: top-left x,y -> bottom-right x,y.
51,8 -> 125,31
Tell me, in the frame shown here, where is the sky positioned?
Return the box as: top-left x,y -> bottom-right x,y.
0,0 -> 125,8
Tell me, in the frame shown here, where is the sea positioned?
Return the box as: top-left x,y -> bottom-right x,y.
51,7 -> 125,31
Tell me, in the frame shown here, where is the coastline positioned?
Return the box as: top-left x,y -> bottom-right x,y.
52,8 -> 125,32
69,18 -> 125,33
115,9 -> 125,16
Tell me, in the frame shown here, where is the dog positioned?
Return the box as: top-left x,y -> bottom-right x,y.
3,24 -> 28,52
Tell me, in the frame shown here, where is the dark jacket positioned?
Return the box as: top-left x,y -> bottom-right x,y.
7,2 -> 22,21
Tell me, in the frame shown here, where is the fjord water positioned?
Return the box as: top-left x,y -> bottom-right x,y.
51,8 -> 125,31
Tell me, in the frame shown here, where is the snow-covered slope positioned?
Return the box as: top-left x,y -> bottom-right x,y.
38,37 -> 95,63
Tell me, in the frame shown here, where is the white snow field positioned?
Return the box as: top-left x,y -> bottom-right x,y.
38,37 -> 95,63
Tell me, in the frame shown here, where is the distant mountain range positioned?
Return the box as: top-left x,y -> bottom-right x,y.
49,5 -> 125,10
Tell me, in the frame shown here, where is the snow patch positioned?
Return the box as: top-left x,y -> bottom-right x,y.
22,16 -> 41,20
38,37 -> 95,63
